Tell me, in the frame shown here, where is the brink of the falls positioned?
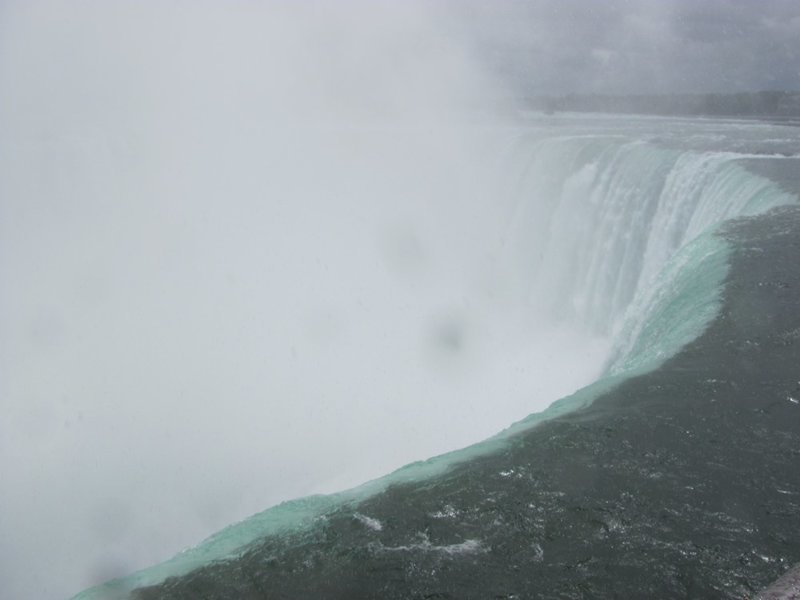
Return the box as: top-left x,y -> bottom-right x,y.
74,114 -> 800,600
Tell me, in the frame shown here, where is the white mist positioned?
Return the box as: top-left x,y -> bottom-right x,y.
0,3 -> 610,598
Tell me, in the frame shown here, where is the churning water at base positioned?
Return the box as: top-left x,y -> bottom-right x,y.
72,113 -> 799,599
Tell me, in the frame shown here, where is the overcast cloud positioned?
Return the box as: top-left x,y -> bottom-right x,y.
453,0 -> 800,95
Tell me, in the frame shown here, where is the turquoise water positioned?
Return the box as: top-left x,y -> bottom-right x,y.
73,115 -> 798,599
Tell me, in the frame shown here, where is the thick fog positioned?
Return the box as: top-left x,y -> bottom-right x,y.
0,2 -> 611,599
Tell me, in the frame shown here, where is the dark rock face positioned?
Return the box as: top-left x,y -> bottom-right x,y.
134,206 -> 800,599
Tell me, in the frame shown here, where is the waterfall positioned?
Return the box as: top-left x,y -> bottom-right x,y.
501,133 -> 794,372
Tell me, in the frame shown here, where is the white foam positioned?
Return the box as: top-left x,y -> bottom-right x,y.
354,513 -> 383,532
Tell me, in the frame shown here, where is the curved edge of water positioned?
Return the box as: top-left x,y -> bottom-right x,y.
71,154 -> 797,600
71,368 -> 638,600
70,233 -> 735,600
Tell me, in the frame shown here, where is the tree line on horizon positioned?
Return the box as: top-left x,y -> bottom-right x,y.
529,91 -> 800,119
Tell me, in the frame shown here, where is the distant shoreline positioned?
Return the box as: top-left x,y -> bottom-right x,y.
524,91 -> 800,122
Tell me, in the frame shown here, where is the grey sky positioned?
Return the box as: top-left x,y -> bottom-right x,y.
451,0 -> 800,95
